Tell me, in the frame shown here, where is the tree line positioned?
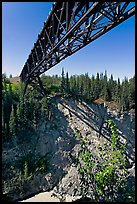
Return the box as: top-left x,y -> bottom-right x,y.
2,70 -> 135,142
41,69 -> 135,111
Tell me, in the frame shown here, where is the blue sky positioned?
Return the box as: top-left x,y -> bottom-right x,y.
2,2 -> 135,81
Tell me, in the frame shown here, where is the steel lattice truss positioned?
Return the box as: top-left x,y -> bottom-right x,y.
20,2 -> 135,94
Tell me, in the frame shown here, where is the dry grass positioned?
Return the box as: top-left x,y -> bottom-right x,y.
9,77 -> 20,84
94,98 -> 118,111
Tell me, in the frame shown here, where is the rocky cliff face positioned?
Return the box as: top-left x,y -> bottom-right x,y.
2,95 -> 135,201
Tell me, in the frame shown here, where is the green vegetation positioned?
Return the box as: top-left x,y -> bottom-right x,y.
16,153 -> 49,176
2,70 -> 135,201
2,77 -> 50,142
40,69 -> 135,111
2,70 -> 135,142
3,153 -> 49,201
75,119 -> 134,202
74,128 -> 81,138
42,69 -> 135,110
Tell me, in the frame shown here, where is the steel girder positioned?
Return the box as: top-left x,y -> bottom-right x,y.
20,2 -> 135,93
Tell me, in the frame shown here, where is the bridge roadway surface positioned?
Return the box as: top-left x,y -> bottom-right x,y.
19,2 -> 135,94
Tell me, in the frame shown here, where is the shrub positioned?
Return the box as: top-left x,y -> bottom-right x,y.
76,119 -> 129,202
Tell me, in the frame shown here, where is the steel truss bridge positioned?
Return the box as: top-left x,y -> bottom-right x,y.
20,2 -> 135,95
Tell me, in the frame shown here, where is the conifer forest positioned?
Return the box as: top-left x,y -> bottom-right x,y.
2,70 -> 135,202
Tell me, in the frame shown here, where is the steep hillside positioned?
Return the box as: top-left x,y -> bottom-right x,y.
2,95 -> 135,202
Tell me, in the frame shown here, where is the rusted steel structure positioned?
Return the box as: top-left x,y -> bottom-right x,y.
20,2 -> 135,95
